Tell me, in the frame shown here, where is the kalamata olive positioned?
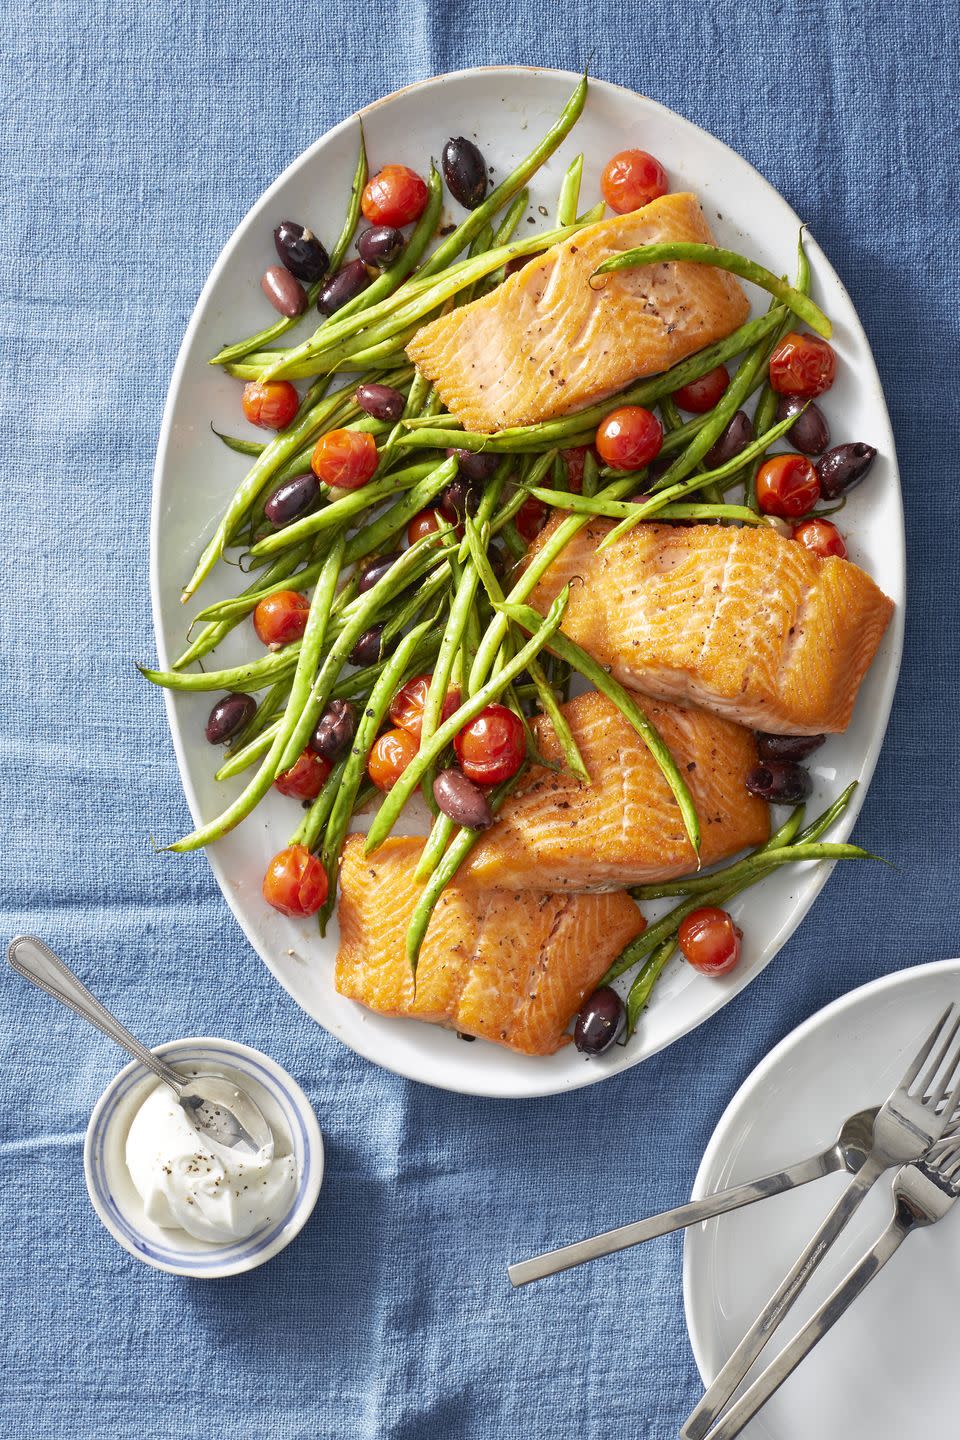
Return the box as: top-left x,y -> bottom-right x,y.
775,396 -> 830,456
357,225 -> 405,268
433,769 -> 494,830
441,137 -> 489,210
310,699 -> 356,761
439,476 -> 480,522
756,732 -> 825,763
705,411 -> 754,468
745,761 -> 812,804
260,264 -> 307,318
355,383 -> 405,422
263,471 -> 321,528
205,692 -> 256,745
273,220 -> 329,283
318,259 -> 371,316
349,624 -> 385,667
447,448 -> 499,483
574,987 -> 625,1056
816,443 -> 878,499
358,552 -> 402,593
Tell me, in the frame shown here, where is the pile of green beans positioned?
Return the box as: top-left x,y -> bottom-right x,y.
143,75 -> 863,1031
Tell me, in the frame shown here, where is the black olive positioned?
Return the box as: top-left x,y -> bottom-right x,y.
358,553 -> 402,594
317,259 -> 371,315
745,761 -> 812,804
441,137 -> 489,210
260,265 -> 308,318
775,397 -> 830,456
574,987 -> 625,1056
355,383 -> 405,422
273,220 -> 329,282
755,732 -> 825,763
433,769 -> 493,830
263,472 -> 321,528
447,448 -> 499,482
310,700 -> 356,762
438,476 -> 480,522
349,624 -> 385,667
357,226 -> 405,268
816,443 -> 878,500
705,411 -> 754,468
205,693 -> 256,745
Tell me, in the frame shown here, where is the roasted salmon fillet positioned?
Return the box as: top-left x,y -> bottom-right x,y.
464,691 -> 768,891
406,193 -> 750,432
527,520 -> 894,734
335,836 -> 645,1055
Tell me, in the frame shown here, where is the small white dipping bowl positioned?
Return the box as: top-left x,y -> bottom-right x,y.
84,1036 -> 323,1278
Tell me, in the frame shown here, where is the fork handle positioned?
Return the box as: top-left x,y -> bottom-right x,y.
701,1218 -> 906,1440
508,1151 -> 836,1287
681,1153 -> 886,1440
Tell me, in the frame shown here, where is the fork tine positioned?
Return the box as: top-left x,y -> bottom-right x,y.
901,1004 -> 957,1089
921,1013 -> 960,1100
929,1042 -> 960,1128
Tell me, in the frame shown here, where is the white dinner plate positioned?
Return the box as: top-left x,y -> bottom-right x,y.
150,66 -> 904,1098
684,960 -> 960,1439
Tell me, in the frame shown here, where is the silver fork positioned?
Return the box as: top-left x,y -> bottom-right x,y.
699,1136 -> 960,1440
682,1001 -> 960,1440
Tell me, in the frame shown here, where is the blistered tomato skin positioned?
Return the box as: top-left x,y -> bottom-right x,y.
406,508 -> 446,546
600,149 -> 668,214
672,365 -> 729,414
253,590 -> 310,646
368,727 -> 419,791
389,673 -> 461,741
454,704 -> 525,785
242,380 -> 300,431
678,907 -> 742,976
262,845 -> 328,917
311,429 -> 378,489
361,166 -> 429,227
595,406 -> 664,471
793,517 -> 847,559
274,750 -> 331,801
755,454 -> 821,518
768,332 -> 837,397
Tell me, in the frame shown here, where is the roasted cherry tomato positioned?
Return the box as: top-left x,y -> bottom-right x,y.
600,149 -> 668,214
559,446 -> 589,493
368,726 -> 419,791
262,844 -> 328,917
768,332 -> 837,397
515,494 -> 548,543
273,749 -> 331,801
388,673 -> 461,741
252,589 -> 310,646
361,165 -> 429,227
755,454 -> 821,518
792,517 -> 847,559
454,703 -> 525,785
595,405 -> 663,471
678,906 -> 742,976
406,507 -> 446,547
242,380 -> 300,430
672,364 -> 729,414
310,428 -> 378,490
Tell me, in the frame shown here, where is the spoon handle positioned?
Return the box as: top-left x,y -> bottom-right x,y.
7,935 -> 183,1094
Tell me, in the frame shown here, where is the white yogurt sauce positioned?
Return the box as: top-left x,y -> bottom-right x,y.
124,1082 -> 298,1244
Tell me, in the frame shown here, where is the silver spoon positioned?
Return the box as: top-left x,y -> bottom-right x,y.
8,935 -> 272,1154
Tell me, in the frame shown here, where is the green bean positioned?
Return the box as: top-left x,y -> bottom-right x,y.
414,813 -> 456,884
342,456 -> 457,566
405,775 -> 523,973
245,461 -> 440,559
582,448 -> 599,498
228,674 -> 291,751
591,242 -> 830,337
380,564 -> 453,644
364,590 -> 569,854
795,781 -> 857,843
500,600 -> 700,854
165,535 -> 345,852
212,428 -> 265,456
418,73 -> 587,280
214,724 -> 277,780
289,755 -> 349,850
556,153 -> 584,226
528,488 -> 768,526
140,642 -> 301,694
209,127 -> 368,367
188,543 -> 325,629
596,405 -> 801,550
625,939 -> 676,1038
260,166 -> 446,381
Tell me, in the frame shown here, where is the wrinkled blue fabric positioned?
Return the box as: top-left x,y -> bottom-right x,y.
1,2 -> 958,1435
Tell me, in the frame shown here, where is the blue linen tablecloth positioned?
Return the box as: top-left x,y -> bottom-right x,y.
2,2 -> 958,1435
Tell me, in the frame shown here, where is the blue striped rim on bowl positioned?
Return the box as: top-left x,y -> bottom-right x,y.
83,1037 -> 324,1278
